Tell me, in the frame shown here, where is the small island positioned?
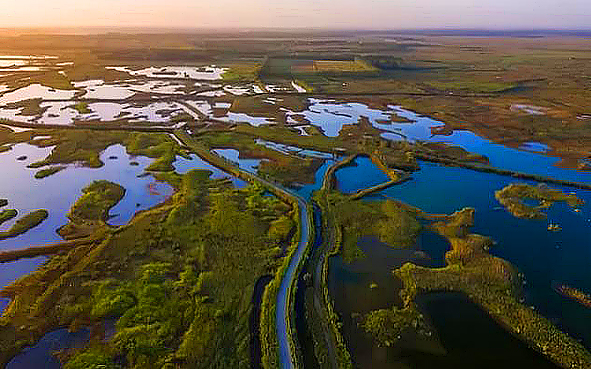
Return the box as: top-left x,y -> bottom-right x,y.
495,183 -> 584,219
0,209 -> 49,240
0,209 -> 18,226
555,285 -> 591,309
58,180 -> 126,239
34,166 -> 67,179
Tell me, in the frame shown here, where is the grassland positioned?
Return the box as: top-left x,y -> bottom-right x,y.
425,81 -> 518,93
222,63 -> 263,82
312,59 -> 377,73
0,168 -> 296,368
71,102 -> 91,114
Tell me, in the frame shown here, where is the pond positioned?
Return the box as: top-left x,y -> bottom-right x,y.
218,112 -> 275,127
0,143 -> 175,253
328,233 -> 450,368
402,292 -> 560,369
0,84 -> 75,105
282,99 -> 591,183
212,148 -> 262,174
107,66 -> 227,80
7,327 -> 92,369
291,159 -> 336,201
355,159 -> 591,349
334,156 -> 391,194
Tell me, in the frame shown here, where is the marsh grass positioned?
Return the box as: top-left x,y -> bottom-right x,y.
0,167 -> 296,369
0,209 -> 48,241
34,166 -> 66,179
495,183 -> 584,219
0,209 -> 18,226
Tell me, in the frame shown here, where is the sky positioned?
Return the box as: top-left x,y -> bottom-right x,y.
2,0 -> 591,30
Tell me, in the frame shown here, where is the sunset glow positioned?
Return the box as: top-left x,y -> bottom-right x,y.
1,0 -> 590,29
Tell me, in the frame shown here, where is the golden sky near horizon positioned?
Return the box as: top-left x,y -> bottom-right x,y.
1,0 -> 590,29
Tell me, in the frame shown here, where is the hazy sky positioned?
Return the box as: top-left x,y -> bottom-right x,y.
2,0 -> 591,29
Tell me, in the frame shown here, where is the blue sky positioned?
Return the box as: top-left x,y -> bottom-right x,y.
3,0 -> 591,29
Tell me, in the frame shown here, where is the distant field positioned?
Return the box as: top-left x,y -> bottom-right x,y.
426,81 -> 518,93
261,57 -> 377,76
312,60 -> 376,73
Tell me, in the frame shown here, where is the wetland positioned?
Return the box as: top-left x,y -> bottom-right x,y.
1,30 -> 591,369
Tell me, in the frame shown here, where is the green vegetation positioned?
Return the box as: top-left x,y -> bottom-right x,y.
426,81 -> 518,93
313,59 -> 377,73
0,168 -> 296,368
63,63 -> 131,82
4,99 -> 47,117
260,57 -> 376,77
0,209 -> 18,226
360,207 -> 591,368
495,183 -> 584,219
0,209 -> 48,241
2,32 -> 591,369
28,130 -> 130,169
222,63 -> 262,82
71,102 -> 92,114
34,166 -> 66,179
125,133 -> 190,172
198,130 -> 326,186
64,347 -> 119,369
58,180 -> 125,240
27,130 -> 187,172
329,193 -> 421,263
69,181 -> 125,222
34,71 -> 74,90
362,305 -> 425,347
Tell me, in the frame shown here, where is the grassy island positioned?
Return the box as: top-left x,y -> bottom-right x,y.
0,209 -> 49,241
0,209 -> 18,226
34,166 -> 67,179
495,183 -> 584,219
58,180 -> 125,240
71,102 -> 92,114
